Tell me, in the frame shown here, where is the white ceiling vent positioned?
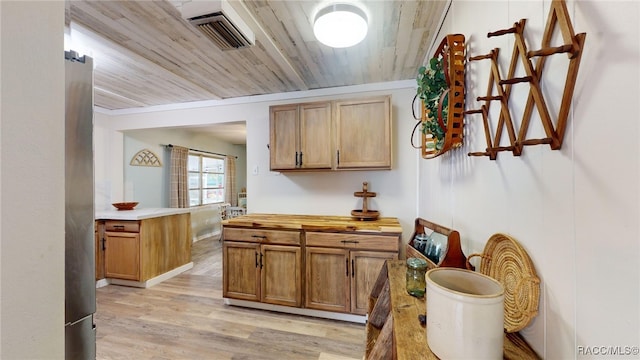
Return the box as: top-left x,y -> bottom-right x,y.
181,0 -> 255,50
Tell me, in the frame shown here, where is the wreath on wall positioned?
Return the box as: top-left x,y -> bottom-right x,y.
416,57 -> 449,150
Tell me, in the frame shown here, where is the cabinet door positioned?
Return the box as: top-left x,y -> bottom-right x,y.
335,96 -> 391,169
104,231 -> 140,281
299,102 -> 332,169
350,251 -> 398,315
269,104 -> 299,170
223,241 -> 261,301
305,247 -> 350,313
95,221 -> 105,280
261,244 -> 302,307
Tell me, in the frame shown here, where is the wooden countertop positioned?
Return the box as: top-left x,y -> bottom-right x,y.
366,260 -> 540,359
222,213 -> 402,234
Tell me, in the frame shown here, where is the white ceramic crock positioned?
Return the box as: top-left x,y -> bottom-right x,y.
426,268 -> 505,360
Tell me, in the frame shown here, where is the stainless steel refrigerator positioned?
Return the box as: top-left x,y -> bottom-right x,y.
64,50 -> 96,360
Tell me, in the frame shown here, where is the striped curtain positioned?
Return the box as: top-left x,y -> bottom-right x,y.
169,145 -> 189,208
224,155 -> 237,206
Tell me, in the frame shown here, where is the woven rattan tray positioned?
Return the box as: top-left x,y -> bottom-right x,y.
467,233 -> 540,333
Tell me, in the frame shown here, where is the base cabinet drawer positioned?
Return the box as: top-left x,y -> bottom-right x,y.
105,220 -> 140,233
305,232 -> 399,252
224,228 -> 300,245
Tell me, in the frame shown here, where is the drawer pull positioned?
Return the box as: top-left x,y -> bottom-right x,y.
340,240 -> 360,244
251,235 -> 267,239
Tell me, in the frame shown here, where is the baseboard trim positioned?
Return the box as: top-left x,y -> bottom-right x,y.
95,278 -> 110,288
223,298 -> 367,324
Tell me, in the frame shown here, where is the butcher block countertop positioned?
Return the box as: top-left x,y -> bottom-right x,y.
222,213 -> 402,234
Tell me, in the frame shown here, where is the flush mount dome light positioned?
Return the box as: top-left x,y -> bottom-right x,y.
313,4 -> 368,48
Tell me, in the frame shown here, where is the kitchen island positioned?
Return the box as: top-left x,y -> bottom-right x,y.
95,208 -> 192,288
222,213 -> 402,323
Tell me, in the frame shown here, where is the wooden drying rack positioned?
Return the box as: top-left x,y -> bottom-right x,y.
465,0 -> 586,160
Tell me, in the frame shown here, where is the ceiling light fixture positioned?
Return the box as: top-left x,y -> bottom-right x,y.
313,4 -> 368,48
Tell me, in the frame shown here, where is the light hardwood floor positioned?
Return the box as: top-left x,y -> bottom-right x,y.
95,237 -> 366,359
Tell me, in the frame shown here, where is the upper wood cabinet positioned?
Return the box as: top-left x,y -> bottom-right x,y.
335,96 -> 391,170
269,101 -> 332,171
269,95 -> 392,171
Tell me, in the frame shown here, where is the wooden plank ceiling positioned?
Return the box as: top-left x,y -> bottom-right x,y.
66,0 -> 448,112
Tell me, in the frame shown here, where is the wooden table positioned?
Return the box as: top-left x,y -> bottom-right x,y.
366,260 -> 540,359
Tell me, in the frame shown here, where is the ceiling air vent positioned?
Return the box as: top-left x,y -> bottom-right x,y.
181,0 -> 255,51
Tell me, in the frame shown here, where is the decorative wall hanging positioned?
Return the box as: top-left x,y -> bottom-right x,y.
414,34 -> 466,159
130,149 -> 162,167
465,0 -> 586,160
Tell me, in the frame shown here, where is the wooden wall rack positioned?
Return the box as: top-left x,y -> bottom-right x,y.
465,0 -> 586,160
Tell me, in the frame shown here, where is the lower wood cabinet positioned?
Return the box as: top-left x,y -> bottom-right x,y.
95,221 -> 105,281
305,233 -> 398,315
223,228 -> 302,307
223,222 -> 400,316
104,230 -> 140,281
100,214 -> 191,283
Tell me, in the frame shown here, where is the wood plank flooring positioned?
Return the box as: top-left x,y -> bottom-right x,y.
95,237 -> 366,359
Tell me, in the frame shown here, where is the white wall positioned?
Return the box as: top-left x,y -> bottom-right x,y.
0,1 -> 65,358
122,128 -> 246,208
423,0 -> 640,357
94,112 -> 124,211
101,83 -> 421,243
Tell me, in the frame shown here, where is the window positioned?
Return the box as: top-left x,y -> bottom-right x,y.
188,153 -> 225,207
